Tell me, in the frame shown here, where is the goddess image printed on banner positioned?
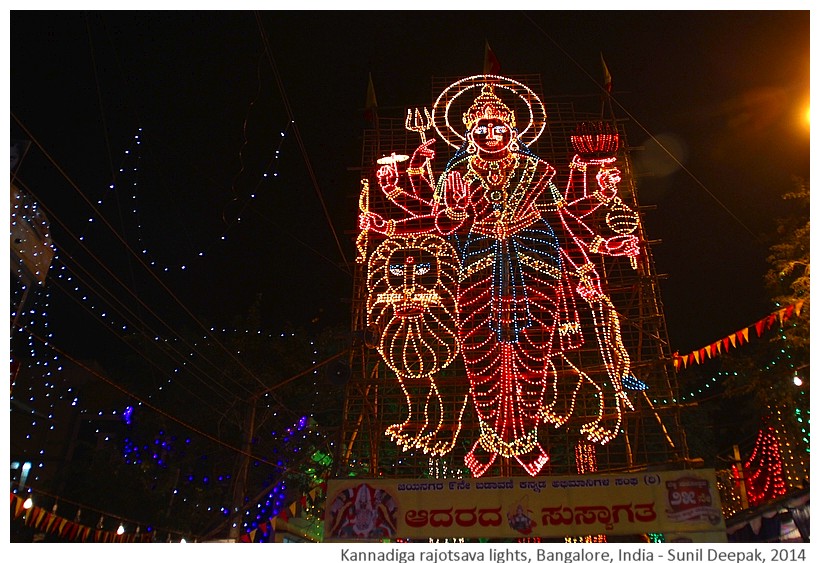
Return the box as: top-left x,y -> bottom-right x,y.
326,483 -> 398,540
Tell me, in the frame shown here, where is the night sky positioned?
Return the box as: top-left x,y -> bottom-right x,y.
10,10 -> 810,368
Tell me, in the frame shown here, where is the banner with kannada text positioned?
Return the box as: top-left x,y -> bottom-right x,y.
324,469 -> 726,541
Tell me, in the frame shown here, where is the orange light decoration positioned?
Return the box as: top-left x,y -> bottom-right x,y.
366,233 -> 467,456
359,75 -> 643,476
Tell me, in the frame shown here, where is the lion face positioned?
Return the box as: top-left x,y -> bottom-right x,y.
366,234 -> 460,378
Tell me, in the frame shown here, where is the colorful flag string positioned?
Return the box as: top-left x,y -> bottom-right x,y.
238,482 -> 327,543
672,301 -> 805,371
9,493 -> 155,542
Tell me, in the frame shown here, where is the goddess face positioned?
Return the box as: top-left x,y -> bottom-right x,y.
470,117 -> 514,155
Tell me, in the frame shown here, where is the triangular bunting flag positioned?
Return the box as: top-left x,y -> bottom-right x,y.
24,506 -> 37,527
33,506 -> 47,527
44,512 -> 58,533
728,334 -> 737,347
795,300 -> 804,316
13,496 -> 26,520
755,319 -> 766,337
739,327 -> 749,344
364,73 -> 378,126
601,53 -> 613,93
58,517 -> 70,535
765,314 -> 776,329
693,350 -> 702,364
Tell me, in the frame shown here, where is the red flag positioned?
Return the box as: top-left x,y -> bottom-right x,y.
601,53 -> 612,93
765,314 -> 776,330
364,73 -> 378,125
483,41 -> 501,75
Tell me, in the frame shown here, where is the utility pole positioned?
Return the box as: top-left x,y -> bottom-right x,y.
228,396 -> 257,541
733,444 -> 749,510
223,350 -> 347,541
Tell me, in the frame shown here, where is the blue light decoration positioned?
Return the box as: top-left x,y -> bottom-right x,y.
11,122 -> 330,541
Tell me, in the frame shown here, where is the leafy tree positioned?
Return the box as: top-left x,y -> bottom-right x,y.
719,178 -> 810,488
52,298 -> 348,540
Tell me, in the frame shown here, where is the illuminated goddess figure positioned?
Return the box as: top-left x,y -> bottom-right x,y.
360,76 -> 641,477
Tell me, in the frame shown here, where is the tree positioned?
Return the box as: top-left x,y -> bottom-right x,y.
720,178 -> 810,493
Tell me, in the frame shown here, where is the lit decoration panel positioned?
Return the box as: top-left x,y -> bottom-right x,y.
366,233 -> 467,456
353,74 -> 665,479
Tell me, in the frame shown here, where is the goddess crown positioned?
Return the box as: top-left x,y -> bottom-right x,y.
462,84 -> 516,130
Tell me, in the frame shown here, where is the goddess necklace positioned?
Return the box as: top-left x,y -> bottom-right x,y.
471,152 -> 517,187
470,153 -> 518,210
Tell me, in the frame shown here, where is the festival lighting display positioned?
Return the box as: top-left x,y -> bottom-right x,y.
11,122 -> 337,540
742,424 -> 788,507
358,75 -> 643,477
366,233 -> 467,456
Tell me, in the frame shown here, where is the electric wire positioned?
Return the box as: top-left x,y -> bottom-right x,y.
20,325 -> 301,472
15,177 -> 255,401
253,11 -> 352,276
521,10 -> 764,245
12,113 -> 274,392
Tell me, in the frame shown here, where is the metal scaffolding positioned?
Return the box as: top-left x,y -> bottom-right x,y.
334,74 -> 691,481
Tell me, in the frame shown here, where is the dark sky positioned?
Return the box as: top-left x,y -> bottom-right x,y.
10,10 -> 811,364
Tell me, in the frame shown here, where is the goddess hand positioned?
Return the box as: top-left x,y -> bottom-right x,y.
410,138 -> 436,167
444,171 -> 468,207
358,211 -> 388,233
376,164 -> 399,193
602,235 -> 639,257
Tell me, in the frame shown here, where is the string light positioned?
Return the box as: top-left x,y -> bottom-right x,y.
358,76 -> 644,477
75,127 -> 291,273
366,234 -> 467,456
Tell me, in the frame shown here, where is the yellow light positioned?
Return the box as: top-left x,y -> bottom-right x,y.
359,75 -> 644,477
367,233 -> 466,456
376,153 -> 410,165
